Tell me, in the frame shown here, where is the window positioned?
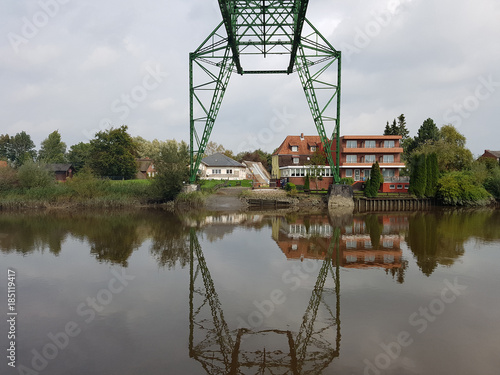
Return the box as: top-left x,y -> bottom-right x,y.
389,184 -> 395,189
364,169 -> 371,179
365,155 -> 376,163
310,146 -> 317,152
346,155 -> 357,163
293,157 -> 299,164
226,169 -> 232,174
384,140 -> 395,148
383,240 -> 394,248
364,241 -> 372,249
397,184 -> 403,189
346,240 -> 357,249
365,140 -> 376,148
346,255 -> 357,263
324,168 -> 331,177
365,255 -> 375,262
383,169 -> 395,178
345,169 -> 353,177
384,254 -> 395,263
211,169 -> 221,174
346,140 -> 357,148
291,145 -> 298,152
405,185 -> 409,189
383,155 -> 394,163
300,169 -> 305,177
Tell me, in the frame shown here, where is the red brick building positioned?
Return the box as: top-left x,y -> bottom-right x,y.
480,150 -> 500,162
272,134 -> 408,191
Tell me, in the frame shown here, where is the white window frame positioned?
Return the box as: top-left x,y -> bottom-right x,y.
346,155 -> 357,163
346,140 -> 357,148
345,169 -> 353,178
291,145 -> 298,152
365,155 -> 376,163
383,155 -> 395,163
293,157 -> 299,164
226,169 -> 232,174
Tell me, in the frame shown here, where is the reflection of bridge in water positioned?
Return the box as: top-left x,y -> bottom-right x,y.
189,227 -> 341,374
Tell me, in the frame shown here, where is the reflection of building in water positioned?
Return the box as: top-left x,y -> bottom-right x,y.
272,215 -> 408,270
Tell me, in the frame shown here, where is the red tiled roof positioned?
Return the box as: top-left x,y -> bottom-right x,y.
273,135 -> 322,155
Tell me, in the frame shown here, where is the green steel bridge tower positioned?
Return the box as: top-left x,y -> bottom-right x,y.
189,1 -> 341,183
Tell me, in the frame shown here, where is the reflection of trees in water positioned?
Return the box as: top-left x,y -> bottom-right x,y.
406,210 -> 500,276
0,211 -> 191,268
149,214 -> 190,269
0,214 -> 68,255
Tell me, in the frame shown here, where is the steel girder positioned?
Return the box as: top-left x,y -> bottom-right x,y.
189,1 -> 341,183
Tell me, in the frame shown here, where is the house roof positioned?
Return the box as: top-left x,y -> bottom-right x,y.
201,153 -> 244,167
342,135 -> 402,140
44,163 -> 73,172
484,150 -> 500,158
273,135 -> 322,156
136,158 -> 153,172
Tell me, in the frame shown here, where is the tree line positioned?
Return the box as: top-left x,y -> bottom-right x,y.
377,115 -> 499,204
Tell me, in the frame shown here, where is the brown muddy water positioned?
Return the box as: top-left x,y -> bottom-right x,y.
1,208 -> 500,375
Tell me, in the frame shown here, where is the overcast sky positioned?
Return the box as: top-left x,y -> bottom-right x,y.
1,0 -> 499,156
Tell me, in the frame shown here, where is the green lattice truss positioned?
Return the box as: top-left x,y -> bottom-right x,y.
190,0 -> 341,183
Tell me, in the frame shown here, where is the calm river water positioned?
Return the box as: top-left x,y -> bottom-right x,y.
1,208 -> 499,375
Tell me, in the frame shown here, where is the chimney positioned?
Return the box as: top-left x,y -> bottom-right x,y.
300,133 -> 304,140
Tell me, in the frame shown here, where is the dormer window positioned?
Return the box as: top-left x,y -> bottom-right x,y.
310,146 -> 317,152
291,145 -> 298,152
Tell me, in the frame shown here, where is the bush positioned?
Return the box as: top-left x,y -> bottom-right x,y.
17,162 -> 54,190
67,167 -> 111,199
340,177 -> 354,185
0,167 -> 19,192
484,169 -> 500,199
285,182 -> 296,191
295,184 -> 304,191
437,172 -> 492,205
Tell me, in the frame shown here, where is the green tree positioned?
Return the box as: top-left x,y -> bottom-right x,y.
17,162 -> 54,189
413,125 -> 473,172
6,131 -> 36,168
38,130 -> 67,163
204,141 -> 226,156
236,149 -> 271,171
67,142 -> 92,172
87,126 -> 138,179
0,134 -> 10,160
364,162 -> 382,197
425,153 -> 439,197
304,174 -> 310,190
409,153 -> 427,197
384,121 -> 392,135
397,114 -> 410,140
151,140 -> 190,201
416,118 -> 440,145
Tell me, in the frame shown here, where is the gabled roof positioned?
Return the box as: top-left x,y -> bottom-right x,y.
273,135 -> 322,156
201,153 -> 244,167
484,150 -> 500,158
44,163 -> 73,172
136,158 -> 153,172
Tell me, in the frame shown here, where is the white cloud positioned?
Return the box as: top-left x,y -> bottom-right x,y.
80,46 -> 119,70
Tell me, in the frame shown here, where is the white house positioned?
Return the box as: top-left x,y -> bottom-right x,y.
199,153 -> 247,180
